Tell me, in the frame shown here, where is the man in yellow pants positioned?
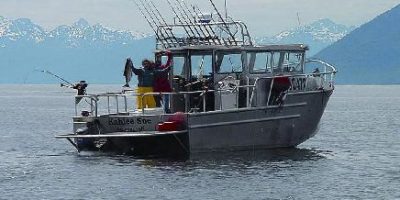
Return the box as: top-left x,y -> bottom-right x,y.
132,59 -> 156,109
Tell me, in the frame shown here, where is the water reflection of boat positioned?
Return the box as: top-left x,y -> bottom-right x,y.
190,148 -> 328,162
56,0 -> 337,158
135,148 -> 329,169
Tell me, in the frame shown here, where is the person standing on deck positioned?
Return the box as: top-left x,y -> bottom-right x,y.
131,59 -> 157,109
69,80 -> 88,104
154,51 -> 173,113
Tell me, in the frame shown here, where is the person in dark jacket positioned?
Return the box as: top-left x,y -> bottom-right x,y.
132,59 -> 157,109
72,80 -> 88,104
73,80 -> 88,95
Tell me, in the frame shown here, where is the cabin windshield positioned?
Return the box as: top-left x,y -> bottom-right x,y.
190,55 -> 213,80
248,52 -> 276,73
274,52 -> 305,73
215,52 -> 243,73
172,56 -> 186,76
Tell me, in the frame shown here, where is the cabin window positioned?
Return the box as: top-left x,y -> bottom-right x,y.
271,52 -> 304,73
282,52 -> 304,73
216,53 -> 243,73
190,55 -> 213,79
248,52 -> 275,73
160,55 -> 168,64
172,56 -> 186,76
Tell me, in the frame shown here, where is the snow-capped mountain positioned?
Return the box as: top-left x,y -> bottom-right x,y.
0,16 -> 155,84
0,17 -> 46,43
0,16 -> 11,37
48,18 -> 147,47
0,17 -> 148,47
258,19 -> 354,56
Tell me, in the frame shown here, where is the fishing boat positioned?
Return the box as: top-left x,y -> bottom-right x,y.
56,0 -> 337,158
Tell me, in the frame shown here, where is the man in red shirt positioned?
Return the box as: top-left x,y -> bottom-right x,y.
154,51 -> 173,112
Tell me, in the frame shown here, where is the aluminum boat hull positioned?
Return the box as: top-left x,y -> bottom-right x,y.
59,89 -> 332,157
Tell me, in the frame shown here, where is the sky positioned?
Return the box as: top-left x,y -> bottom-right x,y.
0,0 -> 400,37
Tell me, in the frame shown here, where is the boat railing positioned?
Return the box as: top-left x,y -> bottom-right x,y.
74,88 -> 251,117
256,60 -> 337,92
305,58 -> 337,83
139,91 -> 210,114
250,66 -> 337,106
138,85 -> 257,113
74,92 -> 128,117
74,65 -> 336,117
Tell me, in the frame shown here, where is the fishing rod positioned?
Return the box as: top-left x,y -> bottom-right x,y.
143,0 -> 178,47
174,0 -> 211,45
132,0 -> 168,48
192,5 -> 227,46
132,0 -> 158,35
208,0 -> 237,45
189,5 -> 215,43
181,1 -> 223,45
166,0 -> 197,41
37,68 -> 93,107
172,0 -> 205,45
38,69 -> 74,87
139,0 -> 175,47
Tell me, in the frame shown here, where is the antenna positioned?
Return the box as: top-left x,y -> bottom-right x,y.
297,12 -> 301,27
208,0 -> 237,45
224,0 -> 228,20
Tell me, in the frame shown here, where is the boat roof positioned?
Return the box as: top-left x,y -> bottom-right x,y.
160,44 -> 309,53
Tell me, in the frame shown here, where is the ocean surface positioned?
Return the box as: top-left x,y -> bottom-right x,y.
0,85 -> 399,200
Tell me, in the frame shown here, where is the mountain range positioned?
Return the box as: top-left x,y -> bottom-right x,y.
0,16 -> 356,84
0,17 -> 155,84
258,18 -> 354,56
0,17 -> 148,47
315,4 -> 400,84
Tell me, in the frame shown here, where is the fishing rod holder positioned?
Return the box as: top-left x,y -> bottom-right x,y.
134,0 -> 253,50
156,20 -> 253,49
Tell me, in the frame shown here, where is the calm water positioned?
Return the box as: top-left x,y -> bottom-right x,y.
0,85 -> 399,199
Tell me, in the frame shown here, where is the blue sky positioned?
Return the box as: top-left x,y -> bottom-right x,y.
1,0 -> 399,36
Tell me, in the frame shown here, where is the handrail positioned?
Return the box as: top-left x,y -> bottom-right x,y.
75,88 -> 239,117
74,94 -> 127,117
305,59 -> 337,84
306,59 -> 338,73
249,68 -> 337,106
74,67 -> 337,117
